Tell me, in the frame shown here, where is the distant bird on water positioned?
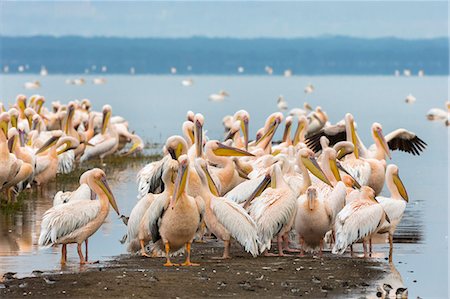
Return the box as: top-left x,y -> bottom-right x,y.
405,94 -> 416,104
277,95 -> 288,111
209,90 -> 229,102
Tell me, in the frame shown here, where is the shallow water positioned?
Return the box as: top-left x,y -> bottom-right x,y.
0,74 -> 448,297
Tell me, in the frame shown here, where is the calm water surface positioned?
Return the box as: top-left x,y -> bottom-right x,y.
0,75 -> 448,298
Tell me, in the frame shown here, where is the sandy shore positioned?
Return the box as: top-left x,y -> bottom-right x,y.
0,240 -> 388,298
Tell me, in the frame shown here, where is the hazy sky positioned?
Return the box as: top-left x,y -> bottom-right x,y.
1,1 -> 448,38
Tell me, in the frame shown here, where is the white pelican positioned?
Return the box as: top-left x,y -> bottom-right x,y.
284,69 -> 292,77
265,66 -> 273,75
181,78 -> 193,86
194,158 -> 259,258
426,101 -> 449,122
332,186 -> 387,257
208,90 -> 229,102
289,102 -> 313,118
248,163 -> 297,256
405,94 -> 416,104
24,81 -> 41,90
38,168 -> 120,264
148,155 -> 205,266
126,159 -> 179,256
80,105 -> 119,162
376,164 -> 409,262
277,95 -> 288,111
170,67 -> 177,74
0,113 -> 22,189
304,84 -> 315,94
306,106 -> 328,135
40,66 -> 48,76
93,77 -> 106,85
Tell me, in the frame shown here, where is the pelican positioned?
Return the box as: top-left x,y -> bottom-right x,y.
0,113 -> 22,190
181,78 -> 193,86
376,164 -> 409,262
277,95 -> 288,111
24,81 -> 41,90
405,94 -> 416,104
306,113 -> 427,160
265,66 -> 273,75
38,168 -> 120,264
304,84 -> 315,94
148,155 -> 205,266
289,102 -> 313,118
332,186 -> 387,257
247,163 -> 297,256
426,101 -> 449,122
126,159 -> 179,256
194,158 -> 259,258
80,105 -> 119,162
306,106 -> 328,135
208,90 -> 229,102
93,77 -> 106,85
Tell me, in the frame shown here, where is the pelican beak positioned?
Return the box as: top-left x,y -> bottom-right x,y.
7,135 -> 17,153
329,158 -> 342,182
171,159 -> 189,207
36,98 -> 44,114
101,110 -> 111,135
241,117 -> 249,150
336,161 -> 361,189
393,172 -> 408,202
243,173 -> 271,209
27,114 -> 33,130
35,135 -> 59,155
57,139 -> 75,155
233,158 -> 252,180
271,149 -> 282,156
293,121 -> 305,146
122,141 -> 142,156
213,142 -> 255,157
96,175 -> 120,215
336,148 -> 348,160
18,99 -> 26,113
307,189 -> 316,211
0,120 -> 8,137
305,102 -> 313,111
10,115 -> 18,128
201,163 -> 220,196
31,117 -> 39,131
349,119 -> 359,159
195,119 -> 203,157
255,117 -> 280,146
224,129 -> 235,141
282,121 -> 292,143
301,155 -> 332,187
375,128 -> 391,160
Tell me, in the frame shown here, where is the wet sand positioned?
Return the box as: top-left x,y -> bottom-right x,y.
1,240 -> 387,298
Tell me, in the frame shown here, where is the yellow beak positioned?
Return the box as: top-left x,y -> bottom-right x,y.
202,163 -> 220,196
243,173 -> 271,209
349,119 -> 359,159
329,158 -> 341,182
35,135 -> 59,155
393,172 -> 408,202
171,160 -> 189,207
375,128 -> 391,159
101,110 -> 111,135
97,176 -> 120,215
213,142 -> 255,157
301,156 -> 332,187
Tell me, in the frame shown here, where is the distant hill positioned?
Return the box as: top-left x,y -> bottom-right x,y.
1,36 -> 448,75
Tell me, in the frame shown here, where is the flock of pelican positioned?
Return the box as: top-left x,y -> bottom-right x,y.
0,94 -> 143,203
37,105 -> 427,267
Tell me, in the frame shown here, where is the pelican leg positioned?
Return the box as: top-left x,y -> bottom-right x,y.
163,242 -> 178,267
388,234 -> 394,263
350,245 -> 353,256
299,236 -> 305,257
61,244 -> 67,264
362,240 -> 367,258
211,239 -> 231,259
319,240 -> 323,257
77,243 -> 85,264
369,238 -> 372,257
181,242 -> 199,266
283,232 -> 300,253
140,239 -> 152,258
277,234 -> 289,256
85,239 -> 88,262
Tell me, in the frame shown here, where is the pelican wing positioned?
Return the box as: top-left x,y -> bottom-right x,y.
248,188 -> 296,253
324,182 -> 347,221
385,129 -> 427,156
136,155 -> 170,199
127,194 -> 155,242
81,136 -> 118,162
148,194 -> 170,243
332,201 -> 384,254
34,154 -> 52,176
57,150 -> 75,174
38,200 -> 101,247
305,124 -> 346,153
211,197 -> 259,256
376,196 -> 407,233
53,184 -> 92,206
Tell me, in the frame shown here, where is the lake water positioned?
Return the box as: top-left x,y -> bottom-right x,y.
0,74 -> 448,298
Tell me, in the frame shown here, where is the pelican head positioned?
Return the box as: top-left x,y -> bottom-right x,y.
171,155 -> 190,207
323,148 -> 341,182
8,108 -> 19,128
299,148 -> 332,186
186,110 -> 195,122
372,123 -> 391,159
90,168 -> 120,215
388,164 -> 408,202
35,96 -> 45,114
16,94 -> 27,113
24,108 -> 35,130
81,99 -> 92,111
7,127 -> 19,152
224,121 -> 241,141
0,112 -> 11,137
255,128 -> 264,142
234,110 -> 250,149
219,90 -> 229,97
282,116 -> 293,143
52,101 -> 61,113
222,115 -> 234,131
35,130 -> 63,154
304,102 -> 313,111
101,105 -> 112,134
306,187 -> 318,211
345,113 -> 359,159
207,140 -> 254,157
194,113 -> 204,157
56,136 -> 79,155
293,116 -> 308,146
333,141 -> 354,160
181,121 -> 195,146
195,158 -> 220,196
256,112 -> 283,146
31,114 -> 42,131
165,135 -> 188,160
